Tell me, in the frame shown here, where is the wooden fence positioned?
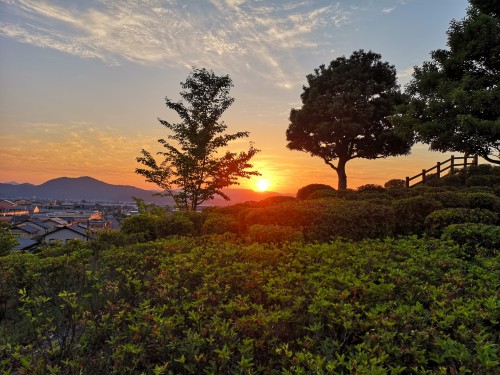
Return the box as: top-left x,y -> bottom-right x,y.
406,154 -> 479,188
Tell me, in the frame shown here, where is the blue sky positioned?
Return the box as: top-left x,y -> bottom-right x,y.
0,0 -> 469,192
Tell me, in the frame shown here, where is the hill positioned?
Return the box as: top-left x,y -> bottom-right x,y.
0,176 -> 288,204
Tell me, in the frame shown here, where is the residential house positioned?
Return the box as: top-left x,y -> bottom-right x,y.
41,224 -> 92,244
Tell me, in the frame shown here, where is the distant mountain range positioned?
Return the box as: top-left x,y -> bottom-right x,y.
0,176 -> 289,205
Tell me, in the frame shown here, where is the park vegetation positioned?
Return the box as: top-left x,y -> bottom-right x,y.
1,165 -> 499,374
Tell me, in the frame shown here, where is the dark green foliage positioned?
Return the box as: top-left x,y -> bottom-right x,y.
467,185 -> 495,193
466,192 -> 500,212
0,228 -> 17,257
425,191 -> 470,208
121,213 -> 195,241
136,68 -> 259,211
287,50 -> 412,189
384,179 -> 406,189
1,237 -> 498,373
466,175 -> 492,187
296,183 -> 335,200
202,213 -> 239,235
305,201 -> 395,241
306,189 -> 338,200
392,196 -> 443,235
248,224 -> 303,244
254,195 -> 296,207
425,208 -> 498,237
442,223 -> 500,256
394,1 -> 500,163
357,184 -> 386,193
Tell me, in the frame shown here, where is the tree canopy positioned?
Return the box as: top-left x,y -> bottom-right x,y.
394,0 -> 500,164
136,68 -> 259,211
286,50 -> 412,190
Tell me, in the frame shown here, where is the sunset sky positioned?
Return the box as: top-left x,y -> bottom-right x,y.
0,0 -> 469,193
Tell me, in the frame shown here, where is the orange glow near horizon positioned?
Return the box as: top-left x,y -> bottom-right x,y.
255,178 -> 271,192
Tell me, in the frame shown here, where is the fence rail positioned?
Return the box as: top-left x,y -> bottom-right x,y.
406,154 -> 479,188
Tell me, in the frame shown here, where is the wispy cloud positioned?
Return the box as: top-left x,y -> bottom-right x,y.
0,0 -> 351,87
382,7 -> 395,14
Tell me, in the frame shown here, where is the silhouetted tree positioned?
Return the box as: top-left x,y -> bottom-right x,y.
394,0 -> 500,164
286,50 -> 412,189
136,68 -> 259,211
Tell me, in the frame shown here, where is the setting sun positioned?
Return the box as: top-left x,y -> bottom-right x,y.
255,178 -> 271,192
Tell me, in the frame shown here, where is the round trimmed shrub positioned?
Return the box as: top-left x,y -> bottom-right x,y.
442,223 -> 500,256
466,192 -> 500,212
296,184 -> 335,200
425,192 -> 469,208
305,201 -> 395,241
202,213 -> 239,235
306,189 -> 338,200
256,196 -> 296,207
384,179 -> 405,189
392,196 -> 443,235
425,208 -> 498,237
357,184 -> 385,193
248,224 -> 303,244
466,175 -> 491,187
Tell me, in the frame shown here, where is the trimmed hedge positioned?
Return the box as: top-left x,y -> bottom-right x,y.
248,224 -> 303,244
296,184 -> 335,200
425,208 -> 498,237
392,196 -> 443,235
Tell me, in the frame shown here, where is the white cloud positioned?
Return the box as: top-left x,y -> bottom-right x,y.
0,0 -> 351,88
382,7 -> 395,14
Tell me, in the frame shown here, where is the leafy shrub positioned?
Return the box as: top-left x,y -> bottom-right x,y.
441,173 -> 466,187
357,184 -> 385,193
157,213 -> 195,237
121,214 -> 159,241
466,175 -> 491,187
384,179 -> 405,189
202,213 -> 239,235
305,201 -> 395,241
466,192 -> 500,212
306,189 -> 338,200
442,223 -> 500,257
255,195 -> 296,207
296,184 -> 335,200
425,191 -> 469,208
392,196 -> 443,235
248,224 -> 303,243
466,164 -> 492,176
466,185 -> 494,193
425,208 -> 498,237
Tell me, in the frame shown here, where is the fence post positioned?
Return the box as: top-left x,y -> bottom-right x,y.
450,155 -> 455,174
473,154 -> 479,166
405,176 -> 410,188
436,161 -> 441,179
422,169 -> 426,185
464,153 -> 468,172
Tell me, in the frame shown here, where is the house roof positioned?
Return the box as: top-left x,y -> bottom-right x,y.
14,223 -> 40,234
13,237 -> 38,251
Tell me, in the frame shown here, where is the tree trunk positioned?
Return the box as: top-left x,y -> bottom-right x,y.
337,160 -> 348,190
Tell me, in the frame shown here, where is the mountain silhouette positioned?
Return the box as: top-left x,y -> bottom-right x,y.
0,176 -> 287,205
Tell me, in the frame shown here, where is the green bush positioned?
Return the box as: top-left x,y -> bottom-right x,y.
121,214 -> 159,241
158,212 -> 195,237
1,237 -> 498,374
466,185 -> 495,193
255,195 -> 296,207
384,179 -> 405,189
442,223 -> 500,257
357,184 -> 385,193
466,192 -> 500,212
296,184 -> 335,200
248,224 -> 303,244
425,208 -> 498,237
466,164 -> 493,176
306,189 -> 338,200
466,175 -> 492,187
425,191 -> 469,208
392,196 -> 443,235
441,172 -> 466,187
202,213 -> 239,235
305,201 -> 395,241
